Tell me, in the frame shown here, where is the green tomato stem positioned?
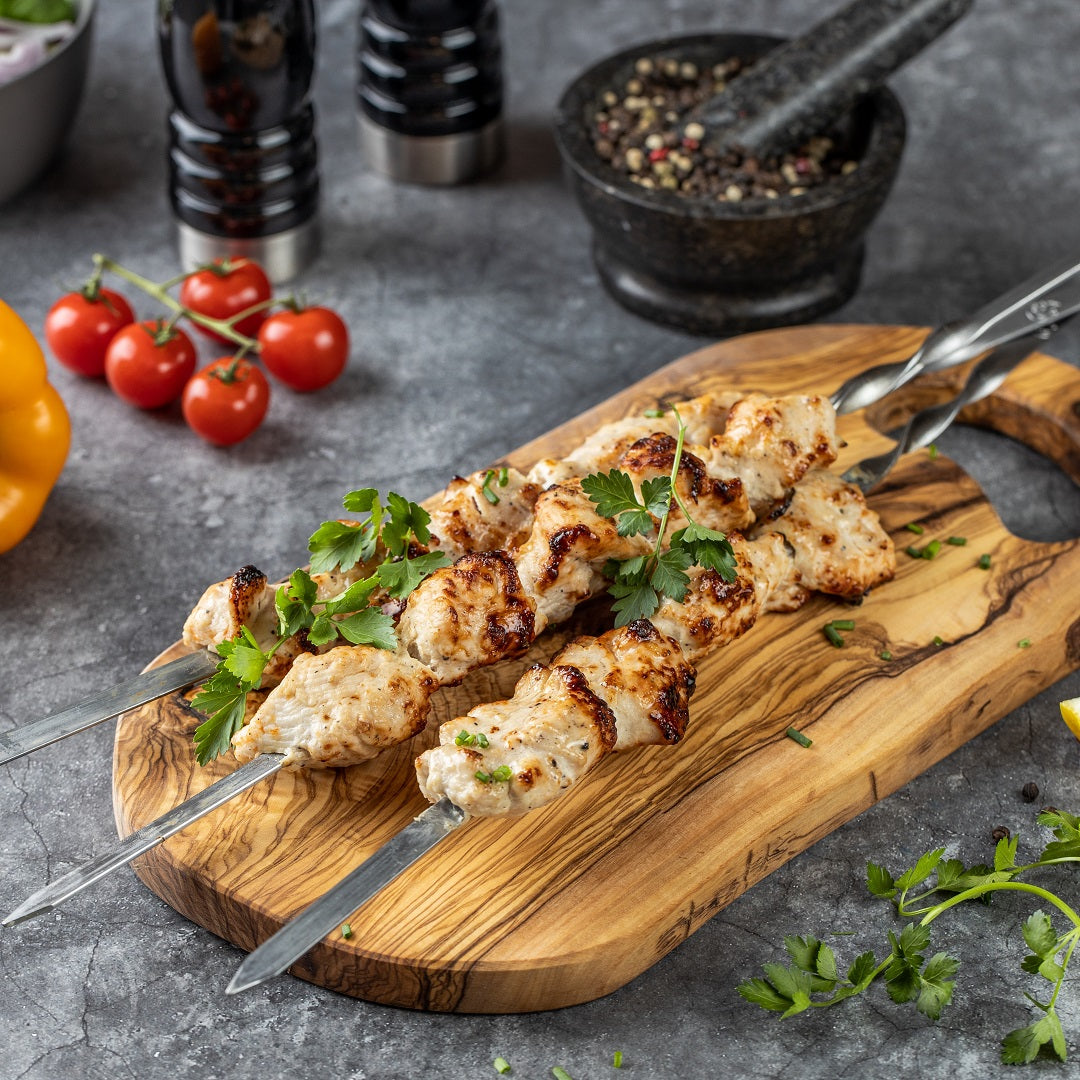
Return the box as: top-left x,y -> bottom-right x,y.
92,253 -> 260,352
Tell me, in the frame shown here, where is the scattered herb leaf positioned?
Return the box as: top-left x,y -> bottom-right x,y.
740,809 -> 1080,1065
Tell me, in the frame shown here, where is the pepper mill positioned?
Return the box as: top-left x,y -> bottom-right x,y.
356,0 -> 504,184
158,0 -> 320,283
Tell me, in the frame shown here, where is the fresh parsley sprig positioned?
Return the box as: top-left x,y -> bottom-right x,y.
581,406 -> 736,627
738,809 -> 1080,1065
191,489 -> 450,765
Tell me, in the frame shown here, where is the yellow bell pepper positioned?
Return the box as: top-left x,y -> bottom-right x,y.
0,299 -> 71,554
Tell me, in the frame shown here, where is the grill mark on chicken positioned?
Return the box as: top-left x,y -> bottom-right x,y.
397,551 -> 536,685
415,621 -> 694,816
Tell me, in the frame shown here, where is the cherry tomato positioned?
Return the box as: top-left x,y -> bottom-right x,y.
257,305 -> 349,392
182,357 -> 270,446
179,257 -> 272,343
45,288 -> 135,377
104,321 -> 197,409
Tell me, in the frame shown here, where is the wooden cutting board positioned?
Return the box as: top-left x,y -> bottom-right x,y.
112,324 -> 1080,1013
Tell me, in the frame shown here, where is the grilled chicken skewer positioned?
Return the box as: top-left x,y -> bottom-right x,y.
5,394 -> 848,923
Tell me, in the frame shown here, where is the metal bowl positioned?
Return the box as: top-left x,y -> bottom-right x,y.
554,32 -> 907,336
0,0 -> 95,206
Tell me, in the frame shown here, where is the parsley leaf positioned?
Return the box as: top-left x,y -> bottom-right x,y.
866,861 -> 897,899
650,547 -> 692,603
915,952 -> 958,1020
640,475 -> 672,517
382,491 -> 433,555
307,520 -> 374,574
1020,911 -> 1065,983
580,469 -> 643,519
1001,1010 -> 1068,1064
335,608 -> 397,650
191,677 -> 250,766
376,550 -> 452,599
609,578 -> 661,624
221,633 -> 271,689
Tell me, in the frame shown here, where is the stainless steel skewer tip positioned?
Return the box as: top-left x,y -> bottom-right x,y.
2,896 -> 54,927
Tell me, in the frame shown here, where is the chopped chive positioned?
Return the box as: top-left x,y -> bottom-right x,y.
475,769 -> 493,784
978,553 -> 992,570
455,729 -> 476,746
476,732 -> 490,749
552,1069 -> 574,1080
933,635 -> 945,646
643,407 -> 667,418
341,923 -> 353,939
493,1058 -> 512,1075
613,1050 -> 624,1068
823,623 -> 845,647
946,536 -> 967,546
492,765 -> 513,782
904,522 -> 925,534
880,650 -> 893,661
905,545 -> 922,559
1019,638 -> 1032,649
497,466 -> 509,486
786,727 -> 813,748
830,619 -> 856,632
921,540 -> 942,559
481,469 -> 500,505
928,443 -> 939,460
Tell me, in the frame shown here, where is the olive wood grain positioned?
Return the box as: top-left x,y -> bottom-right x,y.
112,324 -> 1080,1012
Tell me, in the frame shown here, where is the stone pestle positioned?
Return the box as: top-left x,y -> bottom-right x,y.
693,0 -> 972,160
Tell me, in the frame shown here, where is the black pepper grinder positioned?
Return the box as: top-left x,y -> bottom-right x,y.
158,0 -> 320,283
356,0 -> 504,184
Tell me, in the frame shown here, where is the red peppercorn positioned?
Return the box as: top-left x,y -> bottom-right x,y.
681,137 -> 700,150
795,156 -> 812,174
648,147 -> 669,162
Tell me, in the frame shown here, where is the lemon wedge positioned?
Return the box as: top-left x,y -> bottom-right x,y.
1061,697 -> 1080,740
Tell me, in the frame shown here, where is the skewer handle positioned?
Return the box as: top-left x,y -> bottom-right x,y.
830,252 -> 1080,415
841,333 -> 1047,491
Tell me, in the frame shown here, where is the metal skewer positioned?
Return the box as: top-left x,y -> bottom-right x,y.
2,753 -> 285,926
222,336 -> 1057,995
0,650 -> 217,767
842,331 -> 1049,492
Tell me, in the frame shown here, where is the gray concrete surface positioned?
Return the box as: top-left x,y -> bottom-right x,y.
1,1 -> 1079,1077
